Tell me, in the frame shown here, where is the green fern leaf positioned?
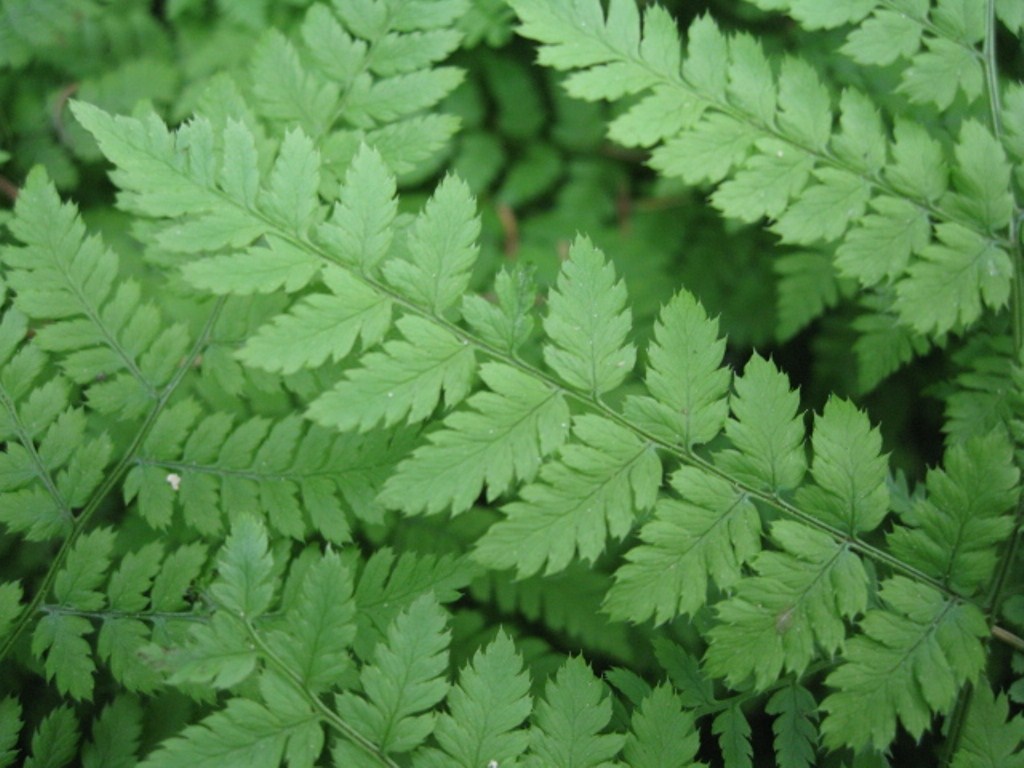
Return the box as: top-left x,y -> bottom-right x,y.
31,529 -> 115,699
885,118 -> 948,202
413,631 -> 532,768
182,235 -> 321,297
150,544 -> 207,611
475,414 -> 660,577
765,682 -> 818,768
773,168 -> 871,244
606,466 -> 761,624
169,613 -> 258,689
622,684 -> 702,768
0,697 -> 21,768
382,174 -> 480,314
0,582 -> 22,643
887,431 -> 1019,596
82,697 -> 142,768
269,551 -> 356,693
24,706 -> 78,768
948,120 -> 1015,230
353,547 -> 477,660
31,614 -> 95,701
210,516 -> 275,619
71,104 -> 220,217
897,225 -> 1012,336
379,362 -> 570,515
265,127 -> 322,235
951,683 -> 1024,768
713,705 -> 752,768
237,265 -> 392,375
0,310 -> 109,539
625,290 -> 730,447
97,543 -> 164,692
461,266 -> 537,354
524,656 -> 625,768
251,29 -> 338,138
3,170 -> 189,415
852,305 -> 933,392
140,687 -> 319,768
717,354 -> 806,492
774,251 -> 842,342
317,143 -> 397,274
831,88 -> 887,174
705,522 -> 868,689
795,398 -> 889,534
821,576 -> 989,751
542,235 -> 635,396
127,409 -> 394,540
842,8 -> 924,65
307,316 -> 475,432
335,594 -> 450,755
899,37 -> 983,109
835,196 -> 931,287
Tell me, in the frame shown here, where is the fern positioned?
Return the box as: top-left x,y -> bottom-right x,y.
2,0 -> 1024,765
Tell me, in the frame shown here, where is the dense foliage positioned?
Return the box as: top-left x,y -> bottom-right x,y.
1,0 -> 1024,765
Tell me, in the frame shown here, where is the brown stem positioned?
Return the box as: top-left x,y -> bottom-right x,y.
0,174 -> 18,202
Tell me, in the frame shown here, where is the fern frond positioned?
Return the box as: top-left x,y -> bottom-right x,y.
0,310 -> 111,542
379,363 -> 570,515
412,631 -> 532,768
712,705 -> 752,768
381,174 -> 480,314
605,470 -> 759,625
509,0 -> 1016,354
887,431 -> 1019,596
97,542 -> 165,693
353,547 -> 477,660
835,1 -> 984,109
0,697 -> 22,768
796,397 -> 890,534
236,264 -> 392,376
24,705 -> 78,768
3,170 -> 189,417
765,682 -> 818,768
141,682 -> 321,768
622,683 -> 702,768
31,528 -> 115,700
542,236 -> 635,396
951,682 -> 1024,767
716,354 -> 807,492
266,0 -> 465,175
821,576 -> 988,751
308,315 -> 475,432
126,404 -> 407,539
267,551 -> 356,694
461,265 -> 537,355
335,595 -> 450,756
83,696 -> 143,768
523,656 -> 625,768
622,290 -> 730,448
704,521 -> 868,689
474,413 -> 660,577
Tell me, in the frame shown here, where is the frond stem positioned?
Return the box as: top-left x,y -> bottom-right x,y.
242,617 -> 401,768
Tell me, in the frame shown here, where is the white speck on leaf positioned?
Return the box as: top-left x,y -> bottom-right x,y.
166,473 -> 182,492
